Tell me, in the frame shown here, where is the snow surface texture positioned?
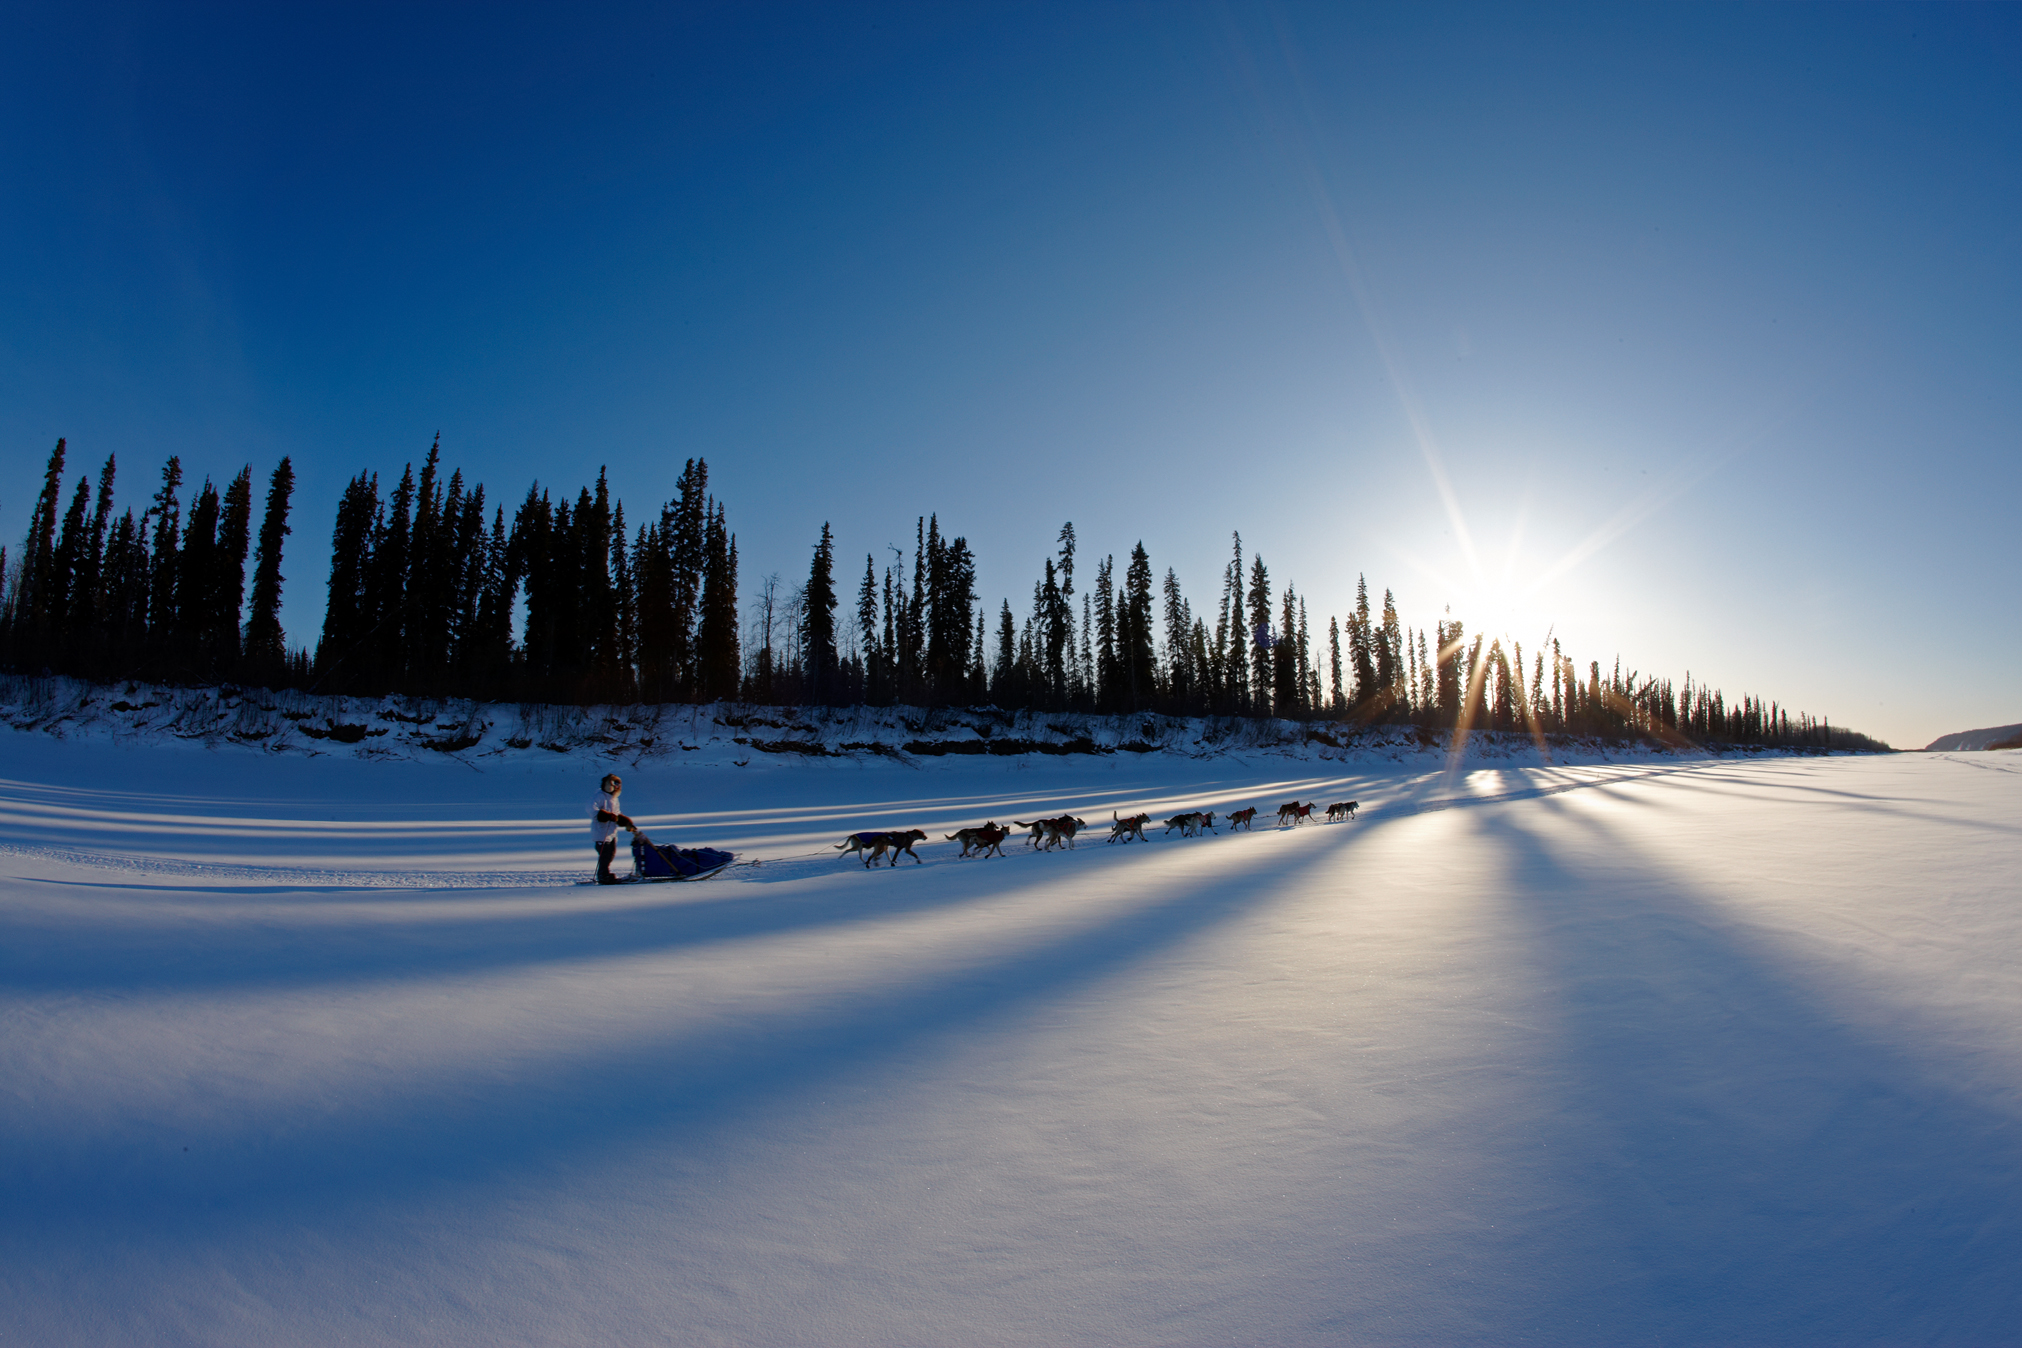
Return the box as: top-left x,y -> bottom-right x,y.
3,729 -> 2019,1345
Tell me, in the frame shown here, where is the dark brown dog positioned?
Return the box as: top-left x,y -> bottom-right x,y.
1044,816 -> 1087,849
868,828 -> 929,866
1015,814 -> 1086,850
1227,807 -> 1258,831
947,822 -> 1011,858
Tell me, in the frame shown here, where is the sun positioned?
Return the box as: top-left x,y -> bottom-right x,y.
1451,571 -> 1553,654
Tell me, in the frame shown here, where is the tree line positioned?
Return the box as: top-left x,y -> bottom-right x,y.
0,436 -> 1886,751
0,438 -> 299,687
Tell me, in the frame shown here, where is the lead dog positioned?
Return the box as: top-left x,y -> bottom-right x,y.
867,827 -> 929,866
947,822 -> 1012,858
1325,801 -> 1359,822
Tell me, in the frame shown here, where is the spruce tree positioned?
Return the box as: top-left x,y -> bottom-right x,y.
697,504 -> 739,700
881,564 -> 897,682
1052,523 -> 1076,696
448,483 -> 488,684
17,438 -> 68,638
1246,553 -> 1271,714
1405,626 -> 1420,717
408,438 -> 446,684
1379,588 -> 1401,702
668,459 -> 710,697
993,599 -> 1017,702
49,474 -> 90,644
578,474 -> 617,694
1162,568 -> 1191,710
70,455 -> 117,649
1273,586 -> 1298,714
802,522 -> 838,703
1222,533 -> 1247,714
930,529 -> 976,702
902,518 -> 927,699
1297,596 -> 1312,716
172,479 -> 220,669
1122,542 -> 1156,710
508,486 -> 552,690
96,508 -> 135,656
973,611 -> 987,698
365,464 -> 415,690
1079,594 -> 1094,703
857,553 -> 881,704
1036,556 -> 1068,705
1092,554 -> 1116,710
1435,615 -> 1464,725
1349,576 -> 1375,708
144,456 -> 184,647
210,467 -> 253,671
471,506 -> 513,697
1328,616 -> 1343,714
633,517 -> 671,699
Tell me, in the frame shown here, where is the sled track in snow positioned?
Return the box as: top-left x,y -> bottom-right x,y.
0,842 -> 584,889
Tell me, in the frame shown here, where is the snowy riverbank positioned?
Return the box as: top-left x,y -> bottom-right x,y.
0,672 -> 1837,774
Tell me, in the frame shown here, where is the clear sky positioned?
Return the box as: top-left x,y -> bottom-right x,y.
3,2 -> 2016,748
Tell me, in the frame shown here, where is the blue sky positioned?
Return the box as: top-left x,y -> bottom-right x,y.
3,2 -> 2016,747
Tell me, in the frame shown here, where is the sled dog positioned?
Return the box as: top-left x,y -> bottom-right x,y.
867,828 -> 929,866
1109,811 -> 1151,843
1227,807 -> 1259,831
1325,801 -> 1359,822
1015,814 -> 1086,850
947,822 -> 1011,858
835,831 -> 894,866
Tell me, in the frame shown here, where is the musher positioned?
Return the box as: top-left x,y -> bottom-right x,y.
590,773 -> 638,884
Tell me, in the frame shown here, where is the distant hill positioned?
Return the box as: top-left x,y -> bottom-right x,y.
1925,723 -> 2022,751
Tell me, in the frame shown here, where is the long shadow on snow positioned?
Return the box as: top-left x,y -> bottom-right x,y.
0,763 -> 1748,997
0,824 -> 1363,1237
0,835 -> 1288,995
1416,757 -> 2022,845
1457,795 -> 2022,1344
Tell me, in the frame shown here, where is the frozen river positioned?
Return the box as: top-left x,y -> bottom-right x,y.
4,736 -> 2019,1344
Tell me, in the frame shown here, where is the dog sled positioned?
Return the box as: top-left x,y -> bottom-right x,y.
580,833 -> 736,884
631,833 -> 735,881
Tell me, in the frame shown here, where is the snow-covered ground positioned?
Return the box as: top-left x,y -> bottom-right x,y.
3,729 -> 2019,1345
